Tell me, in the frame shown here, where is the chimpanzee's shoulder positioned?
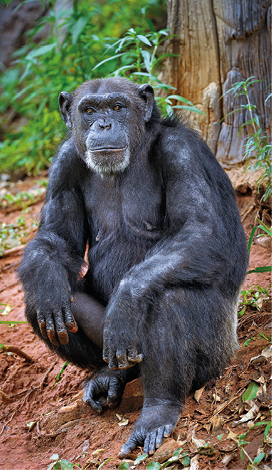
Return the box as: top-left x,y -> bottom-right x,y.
46,138 -> 86,197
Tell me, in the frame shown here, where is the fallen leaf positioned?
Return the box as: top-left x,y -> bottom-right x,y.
250,344 -> 272,364
26,421 -> 36,431
92,448 -> 105,458
210,416 -> 223,431
194,386 -> 205,403
213,393 -> 221,402
235,402 -> 259,424
191,431 -> 205,448
189,455 -> 199,470
221,454 -> 233,465
1,304 -> 12,315
116,413 -> 129,426
226,431 -> 237,439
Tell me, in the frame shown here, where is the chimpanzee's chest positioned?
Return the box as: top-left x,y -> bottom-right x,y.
82,169 -> 165,300
83,170 -> 165,245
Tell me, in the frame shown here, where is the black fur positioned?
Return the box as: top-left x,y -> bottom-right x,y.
19,77 -> 248,456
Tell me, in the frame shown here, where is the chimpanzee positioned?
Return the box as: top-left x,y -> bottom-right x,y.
19,77 -> 248,457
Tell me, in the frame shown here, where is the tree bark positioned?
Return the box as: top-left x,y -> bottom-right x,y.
164,0 -> 271,167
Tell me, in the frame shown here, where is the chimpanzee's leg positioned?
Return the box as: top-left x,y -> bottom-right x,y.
25,292 -> 140,409
71,293 -> 141,411
120,287 -> 238,457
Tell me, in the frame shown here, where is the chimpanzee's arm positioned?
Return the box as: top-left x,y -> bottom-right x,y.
19,141 -> 88,346
103,130 -> 248,369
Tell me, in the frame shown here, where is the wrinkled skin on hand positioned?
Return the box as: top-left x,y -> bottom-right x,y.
36,274 -> 78,346
83,366 -> 128,413
103,288 -> 144,370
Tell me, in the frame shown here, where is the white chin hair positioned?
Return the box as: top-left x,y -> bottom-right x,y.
85,149 -> 130,175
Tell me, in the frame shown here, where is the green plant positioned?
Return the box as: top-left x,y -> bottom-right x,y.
118,448 -> 190,469
230,422 -> 272,469
48,454 -> 73,470
222,76 -> 271,201
238,285 -> 269,317
247,219 -> 271,274
0,0 -> 166,174
0,0 -> 201,175
53,361 -> 69,385
95,28 -> 204,117
0,217 -> 27,255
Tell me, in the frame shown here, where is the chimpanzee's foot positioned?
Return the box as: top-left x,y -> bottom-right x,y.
119,400 -> 181,457
83,364 -> 140,413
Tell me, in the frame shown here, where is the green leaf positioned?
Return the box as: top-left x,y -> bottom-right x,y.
13,0 -> 45,12
0,321 -> 28,324
118,464 -> 129,470
247,226 -> 257,255
253,452 -> 265,465
168,95 -> 194,106
50,455 -> 59,461
137,35 -> 152,46
172,105 -> 205,115
60,460 -> 73,470
70,16 -> 88,45
134,454 -> 148,465
141,50 -> 151,73
146,463 -> 161,470
243,338 -> 255,347
93,53 -> 126,70
264,421 -> 272,440
242,381 -> 260,401
98,459 -> 113,470
217,434 -> 224,440
180,455 -> 190,467
257,219 -> 272,237
247,266 -> 272,274
26,44 -> 56,60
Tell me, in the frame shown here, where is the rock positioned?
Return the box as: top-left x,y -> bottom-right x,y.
40,399 -> 92,433
117,378 -> 144,414
148,438 -> 181,463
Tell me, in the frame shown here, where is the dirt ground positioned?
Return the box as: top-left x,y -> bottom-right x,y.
0,175 -> 271,470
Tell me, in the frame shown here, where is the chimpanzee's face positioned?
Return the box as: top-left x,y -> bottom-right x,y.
75,92 -> 131,175
59,78 -> 154,176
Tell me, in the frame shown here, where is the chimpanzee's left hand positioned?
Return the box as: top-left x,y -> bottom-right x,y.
102,283 -> 144,369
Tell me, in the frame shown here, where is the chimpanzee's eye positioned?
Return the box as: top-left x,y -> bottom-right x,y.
113,104 -> 122,111
86,108 -> 94,114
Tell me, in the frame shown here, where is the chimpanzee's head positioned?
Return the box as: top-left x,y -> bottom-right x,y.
59,78 -> 156,175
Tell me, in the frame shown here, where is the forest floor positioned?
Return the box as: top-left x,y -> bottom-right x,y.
0,173 -> 271,470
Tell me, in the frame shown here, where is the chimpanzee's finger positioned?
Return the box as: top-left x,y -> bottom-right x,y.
63,301 -> 78,333
163,424 -> 173,437
54,309 -> 69,345
116,350 -> 131,369
46,312 -> 59,346
83,381 -> 105,413
107,377 -> 123,407
127,349 -> 143,364
37,309 -> 47,339
106,348 -> 118,370
156,426 -> 165,448
119,434 -> 138,457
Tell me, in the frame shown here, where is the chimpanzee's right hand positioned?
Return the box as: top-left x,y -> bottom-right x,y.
35,277 -> 78,346
83,366 -> 126,413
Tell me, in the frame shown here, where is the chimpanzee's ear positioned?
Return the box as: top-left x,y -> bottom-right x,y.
59,92 -> 73,129
138,84 -> 154,122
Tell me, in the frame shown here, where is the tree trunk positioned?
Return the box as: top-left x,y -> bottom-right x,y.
164,0 -> 271,167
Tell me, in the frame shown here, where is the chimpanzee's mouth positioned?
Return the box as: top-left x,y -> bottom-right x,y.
90,146 -> 128,152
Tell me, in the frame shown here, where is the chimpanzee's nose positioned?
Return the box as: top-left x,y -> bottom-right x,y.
99,122 -> 111,130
